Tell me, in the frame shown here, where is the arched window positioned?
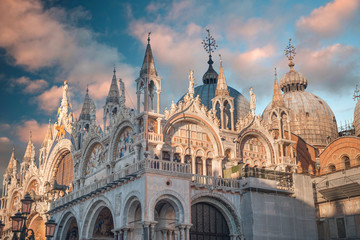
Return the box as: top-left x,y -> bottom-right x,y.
328,164 -> 336,173
55,151 -> 74,189
343,156 -> 351,169
190,203 -> 230,239
196,157 -> 203,175
206,159 -> 212,176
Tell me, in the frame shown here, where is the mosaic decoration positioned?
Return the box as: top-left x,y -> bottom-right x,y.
85,144 -> 105,176
116,127 -> 134,159
66,219 -> 79,240
92,208 -> 114,238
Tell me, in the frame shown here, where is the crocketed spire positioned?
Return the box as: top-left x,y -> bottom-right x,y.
215,55 -> 229,96
23,132 -> 35,164
140,33 -> 158,77
80,87 -> 92,121
42,119 -> 53,148
6,147 -> 17,176
272,68 -> 285,108
106,67 -> 120,104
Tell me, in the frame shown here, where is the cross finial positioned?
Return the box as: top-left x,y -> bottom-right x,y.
274,67 -> 277,79
354,84 -> 360,101
113,65 -> 116,75
284,38 -> 296,70
147,32 -> 151,44
201,29 -> 218,56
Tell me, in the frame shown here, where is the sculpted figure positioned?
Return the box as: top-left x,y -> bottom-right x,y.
250,87 -> 256,116
188,70 -> 195,97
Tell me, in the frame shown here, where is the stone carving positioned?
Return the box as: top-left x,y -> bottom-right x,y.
250,87 -> 256,116
188,70 -> 195,97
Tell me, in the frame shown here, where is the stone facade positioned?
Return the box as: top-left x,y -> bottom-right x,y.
1,37 -> 359,240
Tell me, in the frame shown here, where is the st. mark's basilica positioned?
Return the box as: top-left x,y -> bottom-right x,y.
0,31 -> 360,240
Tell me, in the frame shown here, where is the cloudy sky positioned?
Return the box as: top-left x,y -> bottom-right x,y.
0,0 -> 359,176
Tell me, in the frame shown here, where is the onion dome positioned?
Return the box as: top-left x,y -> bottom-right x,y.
354,86 -> 360,136
263,39 -> 337,147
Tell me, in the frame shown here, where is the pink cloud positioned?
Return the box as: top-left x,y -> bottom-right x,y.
0,0 -> 137,116
16,120 -> 49,145
36,86 -> 63,113
0,137 -> 11,144
14,76 -> 48,94
297,0 -> 360,37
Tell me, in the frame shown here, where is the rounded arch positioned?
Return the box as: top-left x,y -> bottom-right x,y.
122,191 -> 143,226
81,197 -> 115,239
109,120 -> 135,162
163,114 -> 223,156
237,129 -> 274,164
148,190 -> 187,224
27,213 -> 46,240
44,138 -> 73,183
81,140 -> 105,177
55,210 -> 79,240
24,177 -> 40,195
191,193 -> 242,236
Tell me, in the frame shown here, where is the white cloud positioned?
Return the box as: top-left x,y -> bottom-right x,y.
16,120 -> 49,145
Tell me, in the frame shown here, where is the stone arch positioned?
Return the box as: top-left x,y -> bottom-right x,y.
109,120 -> 136,162
327,163 -> 336,173
163,114 -> 223,156
27,213 -> 46,240
191,193 -> 242,236
122,191 -> 143,227
81,140 -> 105,177
24,177 -> 40,195
237,129 -> 274,165
148,190 -> 187,224
56,210 -> 79,240
44,138 -> 73,184
81,197 -> 115,239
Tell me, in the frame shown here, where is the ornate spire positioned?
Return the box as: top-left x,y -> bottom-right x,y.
80,87 -> 92,121
215,54 -> 229,96
140,32 -> 158,77
119,78 -> 126,105
6,146 -> 17,176
284,38 -> 296,71
42,119 -> 53,147
106,67 -> 120,104
23,131 -> 35,164
201,29 -> 218,84
272,67 -> 285,108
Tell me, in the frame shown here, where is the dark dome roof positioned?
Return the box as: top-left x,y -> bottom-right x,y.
179,83 -> 250,121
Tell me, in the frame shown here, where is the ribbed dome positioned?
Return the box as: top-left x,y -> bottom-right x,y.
354,100 -> 360,136
280,69 -> 308,92
263,91 -> 338,146
179,83 -> 250,121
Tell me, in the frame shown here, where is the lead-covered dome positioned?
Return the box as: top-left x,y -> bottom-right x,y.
179,55 -> 250,121
263,91 -> 338,146
263,41 -> 337,147
354,99 -> 360,136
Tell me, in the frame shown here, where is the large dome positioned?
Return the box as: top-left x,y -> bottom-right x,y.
179,83 -> 250,121
354,100 -> 360,136
263,86 -> 338,147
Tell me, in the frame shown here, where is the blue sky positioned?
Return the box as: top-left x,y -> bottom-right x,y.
0,0 -> 360,174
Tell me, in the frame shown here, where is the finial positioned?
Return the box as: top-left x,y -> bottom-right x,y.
284,38 -> 296,70
113,65 -> 116,75
274,67 -> 277,79
86,84 -> 89,93
219,54 -> 222,65
354,84 -> 360,101
147,32 -> 151,44
49,118 -> 51,123
201,29 -> 218,63
30,131 -> 32,140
